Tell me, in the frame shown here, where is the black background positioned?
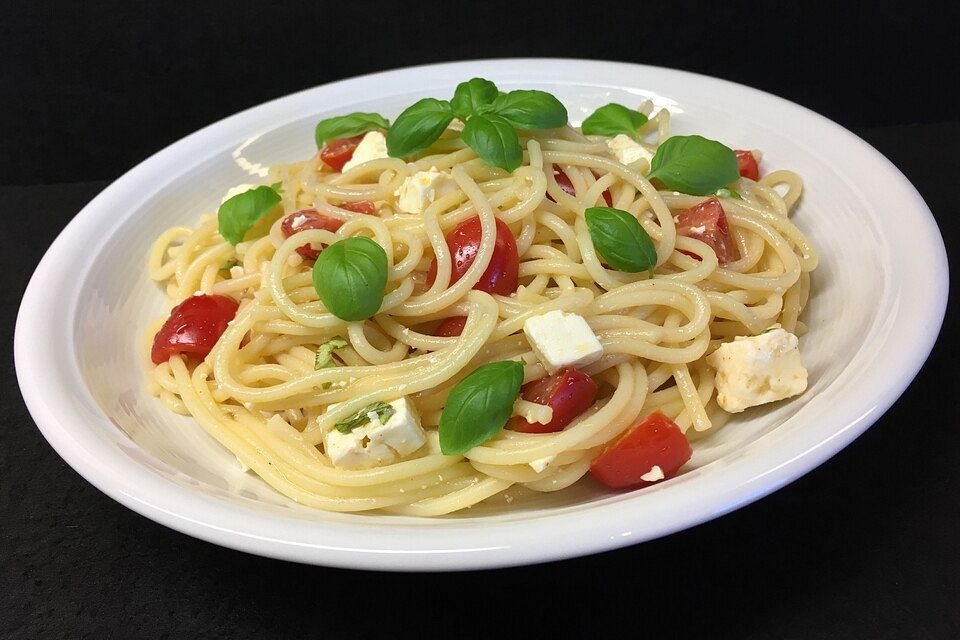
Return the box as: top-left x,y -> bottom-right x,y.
3,2 -> 958,638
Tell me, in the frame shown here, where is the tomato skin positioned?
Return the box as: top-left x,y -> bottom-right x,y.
151,295 -> 239,365
320,135 -> 365,172
549,165 -> 612,206
281,202 -> 376,260
589,411 -> 692,489
509,367 -> 598,434
426,217 -> 519,295
675,197 -> 738,265
434,316 -> 468,337
735,149 -> 760,181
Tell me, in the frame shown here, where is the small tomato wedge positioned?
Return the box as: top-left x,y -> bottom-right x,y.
549,165 -> 613,206
320,135 -> 365,172
675,197 -> 738,265
589,411 -> 692,489
509,367 -> 598,434
151,294 -> 239,364
281,203 -> 376,260
434,316 -> 468,337
735,149 -> 760,181
426,217 -> 519,295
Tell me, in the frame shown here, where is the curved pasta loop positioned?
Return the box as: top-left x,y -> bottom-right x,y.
143,123 -> 818,515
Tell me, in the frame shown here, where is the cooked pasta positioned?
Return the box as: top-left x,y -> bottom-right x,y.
144,88 -> 817,516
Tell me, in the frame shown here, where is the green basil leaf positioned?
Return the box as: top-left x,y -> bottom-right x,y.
461,113 -> 523,172
581,103 -> 649,138
647,135 -> 740,196
715,187 -> 742,200
386,98 -> 455,158
315,335 -> 348,370
335,401 -> 396,434
584,206 -> 657,273
314,112 -> 389,148
439,361 -> 524,455
312,237 -> 388,321
450,77 -> 499,119
217,185 -> 282,245
490,89 -> 567,130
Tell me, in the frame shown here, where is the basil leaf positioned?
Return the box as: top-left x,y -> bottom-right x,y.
314,112 -> 389,148
335,401 -> 396,434
581,103 -> 649,138
715,187 -> 742,200
217,185 -> 282,245
584,206 -> 657,273
461,113 -> 523,172
439,361 -> 524,455
312,237 -> 388,321
386,98 -> 455,158
647,135 -> 740,196
451,77 -> 499,119
315,335 -> 348,370
490,89 -> 567,130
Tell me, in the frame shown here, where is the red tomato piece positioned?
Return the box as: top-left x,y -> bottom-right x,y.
589,411 -> 692,489
281,203 -> 376,260
434,316 -> 468,337
151,294 -> 239,364
735,149 -> 760,181
509,367 -> 598,434
320,135 -> 365,172
675,197 -> 738,265
426,217 -> 519,295
548,165 -> 612,206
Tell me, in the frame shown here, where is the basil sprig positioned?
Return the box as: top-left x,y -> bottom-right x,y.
439,360 -> 524,455
385,98 -> 456,158
314,112 -> 390,148
315,335 -> 348,370
217,184 -> 282,245
312,237 -> 388,321
385,77 -> 568,172
585,206 -> 658,273
335,401 -> 396,434
581,103 -> 649,139
647,135 -> 740,196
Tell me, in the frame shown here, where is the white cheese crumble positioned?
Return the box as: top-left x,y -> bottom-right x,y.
706,326 -> 808,413
290,214 -> 309,229
606,134 -> 655,167
529,455 -> 557,473
341,131 -> 389,172
523,309 -> 604,373
394,166 -> 458,214
640,465 -> 665,482
323,397 -> 427,469
228,265 -> 244,279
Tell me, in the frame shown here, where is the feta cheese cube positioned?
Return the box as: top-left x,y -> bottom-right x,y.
529,455 -> 557,473
523,310 -> 603,373
323,397 -> 427,469
341,131 -> 389,172
606,134 -> 654,167
394,166 -> 458,214
706,327 -> 808,413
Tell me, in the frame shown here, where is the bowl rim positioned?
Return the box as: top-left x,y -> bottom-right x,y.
15,58 -> 949,571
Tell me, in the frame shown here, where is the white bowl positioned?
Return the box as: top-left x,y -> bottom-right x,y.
15,59 -> 948,571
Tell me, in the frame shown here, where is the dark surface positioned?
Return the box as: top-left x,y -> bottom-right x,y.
3,2 -> 959,635
3,124 -> 958,638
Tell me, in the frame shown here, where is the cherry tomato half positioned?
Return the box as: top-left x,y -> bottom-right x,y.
735,149 -> 760,181
509,367 -> 598,434
549,165 -> 613,206
426,217 -> 519,296
320,135 -> 365,172
151,294 -> 239,364
281,202 -> 377,260
589,411 -> 692,489
434,316 -> 468,337
675,197 -> 738,265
